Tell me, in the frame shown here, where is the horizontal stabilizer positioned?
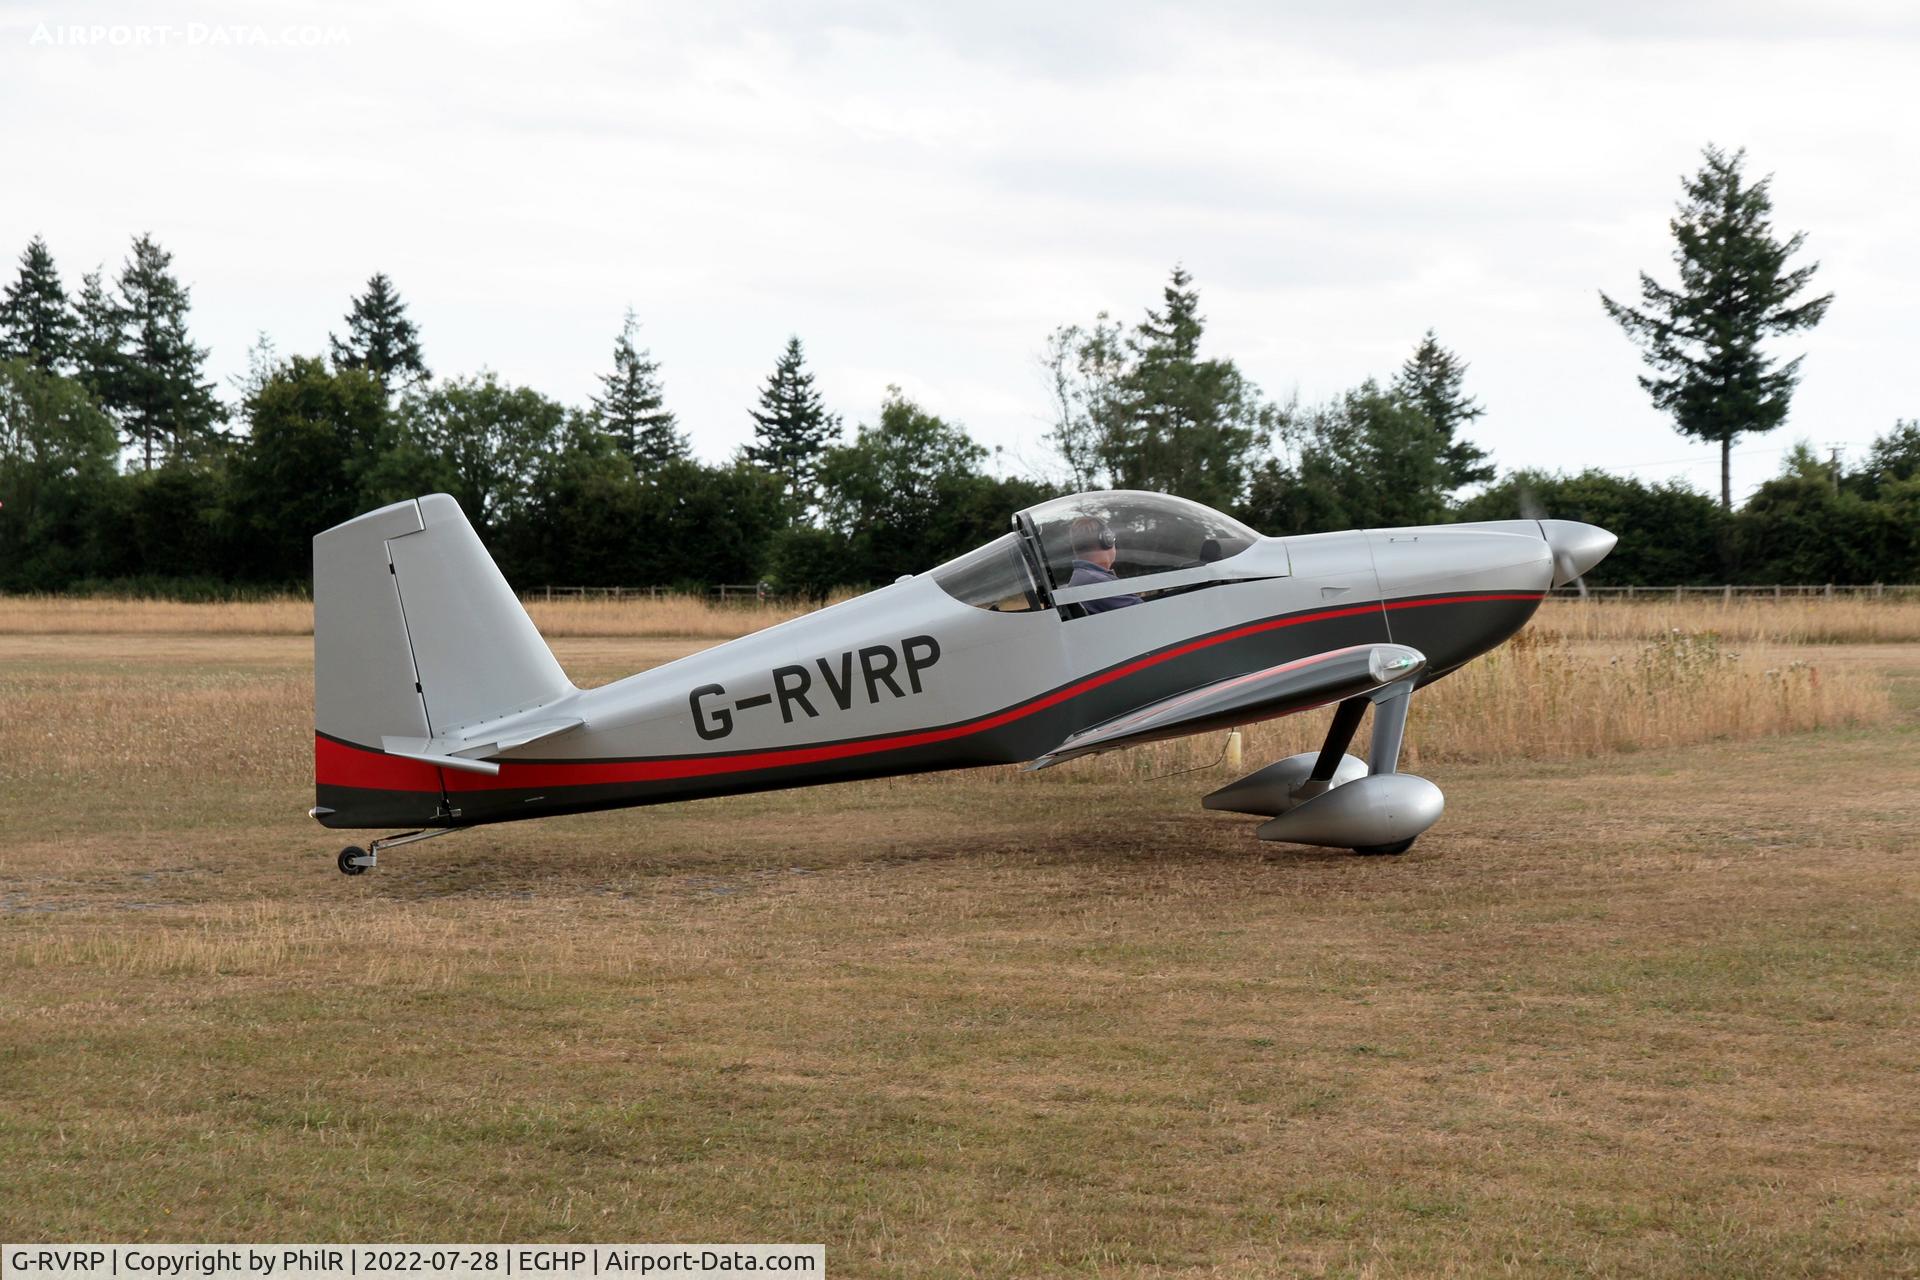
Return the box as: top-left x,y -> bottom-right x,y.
1029,644 -> 1425,769
380,715 -> 585,775
380,748 -> 501,776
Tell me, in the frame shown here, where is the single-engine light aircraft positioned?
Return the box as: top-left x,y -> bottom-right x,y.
313,490 -> 1614,873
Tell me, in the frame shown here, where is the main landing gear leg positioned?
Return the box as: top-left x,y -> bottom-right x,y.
1306,696 -> 1370,791
337,826 -> 460,876
1351,681 -> 1419,855
1367,680 -> 1412,777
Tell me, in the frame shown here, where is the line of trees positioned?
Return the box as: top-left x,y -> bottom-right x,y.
2,147 -> 1916,597
0,243 -> 1047,595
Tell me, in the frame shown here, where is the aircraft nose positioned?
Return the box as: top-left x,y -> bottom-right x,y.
1538,520 -> 1617,587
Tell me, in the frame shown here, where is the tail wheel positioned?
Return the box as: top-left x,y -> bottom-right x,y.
1352,838 -> 1416,856
338,846 -> 369,876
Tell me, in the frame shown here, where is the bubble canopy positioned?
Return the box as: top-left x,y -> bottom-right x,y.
1017,490 -> 1260,592
931,490 -> 1264,613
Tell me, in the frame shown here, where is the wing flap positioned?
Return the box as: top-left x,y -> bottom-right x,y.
1028,644 -> 1425,770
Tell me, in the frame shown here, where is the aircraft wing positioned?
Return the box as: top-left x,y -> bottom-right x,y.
1027,644 -> 1425,770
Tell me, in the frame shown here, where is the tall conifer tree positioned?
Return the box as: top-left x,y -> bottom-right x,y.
330,273 -> 430,392
1602,145 -> 1833,510
592,309 -> 687,470
108,234 -> 225,468
745,335 -> 839,509
1393,329 -> 1492,489
71,269 -> 123,404
1097,266 -> 1268,509
0,236 -> 76,372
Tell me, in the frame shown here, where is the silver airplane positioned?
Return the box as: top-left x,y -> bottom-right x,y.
312,490 -> 1615,873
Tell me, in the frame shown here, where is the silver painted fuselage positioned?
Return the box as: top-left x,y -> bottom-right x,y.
315,516 -> 1605,830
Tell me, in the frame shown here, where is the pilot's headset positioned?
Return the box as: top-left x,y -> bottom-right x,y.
1068,514 -> 1116,556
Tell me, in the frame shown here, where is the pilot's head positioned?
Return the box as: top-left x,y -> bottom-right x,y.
1069,515 -> 1117,569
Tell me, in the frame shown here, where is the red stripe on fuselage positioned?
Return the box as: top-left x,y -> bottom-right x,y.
316,591 -> 1542,795
315,736 -> 444,791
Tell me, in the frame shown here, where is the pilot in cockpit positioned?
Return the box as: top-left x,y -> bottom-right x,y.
1066,516 -> 1141,613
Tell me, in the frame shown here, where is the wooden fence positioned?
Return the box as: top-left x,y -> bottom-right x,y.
1546,583 -> 1920,601
526,583 -> 774,604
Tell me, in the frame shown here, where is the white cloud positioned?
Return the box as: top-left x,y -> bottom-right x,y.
4,0 -> 1914,501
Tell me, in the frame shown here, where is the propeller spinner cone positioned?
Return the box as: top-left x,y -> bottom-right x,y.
1538,520 -> 1618,587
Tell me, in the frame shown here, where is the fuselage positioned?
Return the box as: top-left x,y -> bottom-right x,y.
316,514 -> 1581,831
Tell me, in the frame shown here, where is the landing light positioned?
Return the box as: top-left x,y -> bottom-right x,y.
1368,649 -> 1422,683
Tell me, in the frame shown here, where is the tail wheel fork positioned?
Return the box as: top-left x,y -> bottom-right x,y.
335,826 -> 460,876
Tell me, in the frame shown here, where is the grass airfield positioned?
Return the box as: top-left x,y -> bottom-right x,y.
0,617 -> 1916,1277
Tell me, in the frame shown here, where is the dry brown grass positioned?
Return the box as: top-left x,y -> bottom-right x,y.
1535,594 -> 1920,644
11,591 -> 1920,647
0,594 -> 317,635
0,630 -> 1890,796
0,593 -> 846,638
8,899 -> 651,987
0,631 -> 1917,1272
0,667 -> 312,787
1014,630 -> 1893,782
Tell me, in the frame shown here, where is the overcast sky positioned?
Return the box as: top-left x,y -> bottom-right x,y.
6,0 -> 1916,503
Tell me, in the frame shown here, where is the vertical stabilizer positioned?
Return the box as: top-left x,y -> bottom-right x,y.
312,493 -> 573,828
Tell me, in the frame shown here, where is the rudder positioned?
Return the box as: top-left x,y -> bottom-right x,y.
312,493 -> 574,829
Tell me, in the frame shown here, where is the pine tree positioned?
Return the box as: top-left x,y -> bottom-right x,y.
71,269 -> 124,403
592,309 -> 686,470
1602,145 -> 1833,510
0,236 -> 76,372
744,335 -> 839,509
1393,329 -> 1492,489
231,330 -> 284,403
330,273 -> 430,392
110,234 -> 225,469
1098,266 -> 1268,509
